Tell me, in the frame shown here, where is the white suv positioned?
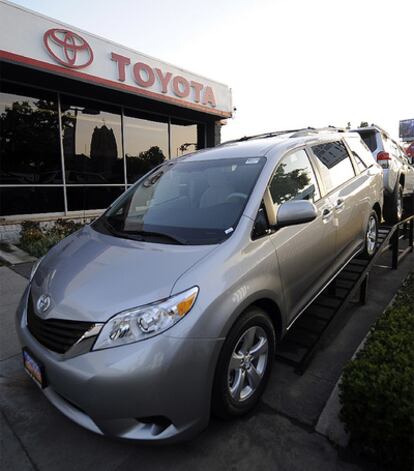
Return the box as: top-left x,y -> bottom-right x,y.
351,125 -> 414,223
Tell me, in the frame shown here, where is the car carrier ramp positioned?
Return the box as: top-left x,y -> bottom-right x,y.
275,213 -> 414,374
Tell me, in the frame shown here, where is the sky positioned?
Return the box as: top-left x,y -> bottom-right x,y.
10,0 -> 414,142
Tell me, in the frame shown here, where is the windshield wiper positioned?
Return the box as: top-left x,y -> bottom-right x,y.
131,230 -> 187,245
100,218 -> 187,245
100,217 -> 119,235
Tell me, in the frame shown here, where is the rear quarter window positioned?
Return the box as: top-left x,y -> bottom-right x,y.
345,136 -> 375,169
311,141 -> 355,192
356,130 -> 378,153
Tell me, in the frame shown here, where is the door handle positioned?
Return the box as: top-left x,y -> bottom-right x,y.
335,198 -> 345,210
322,207 -> 333,221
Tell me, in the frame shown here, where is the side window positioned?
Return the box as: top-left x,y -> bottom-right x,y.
269,149 -> 320,204
311,141 -> 355,192
345,137 -> 374,171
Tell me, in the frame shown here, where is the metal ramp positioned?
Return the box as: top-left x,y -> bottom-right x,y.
275,213 -> 413,374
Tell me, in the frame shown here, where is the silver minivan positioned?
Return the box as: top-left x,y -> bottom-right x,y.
16,129 -> 383,442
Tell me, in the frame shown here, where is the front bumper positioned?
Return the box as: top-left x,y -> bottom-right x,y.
15,287 -> 223,442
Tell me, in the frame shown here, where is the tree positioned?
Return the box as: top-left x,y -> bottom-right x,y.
139,146 -> 165,167
125,146 -> 166,183
0,99 -> 61,182
269,163 -> 312,204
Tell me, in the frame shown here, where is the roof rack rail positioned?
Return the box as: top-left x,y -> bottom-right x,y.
289,126 -> 347,138
221,126 -> 347,145
219,128 -> 309,146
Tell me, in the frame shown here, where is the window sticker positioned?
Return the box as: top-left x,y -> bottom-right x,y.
245,158 -> 260,164
224,227 -> 234,234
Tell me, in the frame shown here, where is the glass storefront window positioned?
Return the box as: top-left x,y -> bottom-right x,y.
170,121 -> 199,158
0,79 -> 207,218
0,83 -> 61,184
60,96 -> 123,184
66,186 -> 124,212
124,109 -> 169,184
0,187 -> 64,216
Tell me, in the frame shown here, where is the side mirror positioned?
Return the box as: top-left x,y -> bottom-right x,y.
275,200 -> 318,228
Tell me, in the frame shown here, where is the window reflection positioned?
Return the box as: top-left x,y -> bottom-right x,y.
0,84 -> 61,184
66,186 -> 124,211
0,81 -> 207,217
270,150 -> 319,204
124,109 -> 168,184
171,122 -> 198,158
0,187 -> 64,215
61,96 -> 123,184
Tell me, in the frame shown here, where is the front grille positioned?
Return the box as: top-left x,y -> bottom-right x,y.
27,293 -> 95,354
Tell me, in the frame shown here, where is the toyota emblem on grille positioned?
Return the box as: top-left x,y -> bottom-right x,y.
37,294 -> 51,313
43,28 -> 94,69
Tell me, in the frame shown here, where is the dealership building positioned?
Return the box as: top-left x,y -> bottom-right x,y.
0,0 -> 232,239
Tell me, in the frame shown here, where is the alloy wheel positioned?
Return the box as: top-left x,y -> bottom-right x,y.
396,190 -> 403,221
227,325 -> 269,403
366,215 -> 377,256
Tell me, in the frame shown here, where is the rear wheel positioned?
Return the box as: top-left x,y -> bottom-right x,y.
362,211 -> 378,259
212,307 -> 275,419
384,183 -> 403,224
403,191 -> 414,215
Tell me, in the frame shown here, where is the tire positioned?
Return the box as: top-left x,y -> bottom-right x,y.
212,307 -> 276,419
361,211 -> 379,259
383,183 -> 403,224
403,192 -> 414,216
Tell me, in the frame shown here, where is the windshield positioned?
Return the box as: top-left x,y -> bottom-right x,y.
93,156 -> 265,245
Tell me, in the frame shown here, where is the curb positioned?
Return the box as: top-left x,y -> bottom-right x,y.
0,243 -> 36,265
315,336 -> 369,447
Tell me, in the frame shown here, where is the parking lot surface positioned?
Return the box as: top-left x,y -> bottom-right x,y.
1,250 -> 413,471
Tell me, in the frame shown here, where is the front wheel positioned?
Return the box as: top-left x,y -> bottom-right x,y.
362,211 -> 378,259
212,307 -> 275,419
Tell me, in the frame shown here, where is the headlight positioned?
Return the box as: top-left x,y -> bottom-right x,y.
29,256 -> 44,282
93,286 -> 198,350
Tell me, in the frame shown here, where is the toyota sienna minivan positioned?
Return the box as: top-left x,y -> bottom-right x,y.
16,128 -> 383,442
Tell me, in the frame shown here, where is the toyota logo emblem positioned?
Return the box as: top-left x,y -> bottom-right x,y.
43,28 -> 94,69
37,294 -> 51,313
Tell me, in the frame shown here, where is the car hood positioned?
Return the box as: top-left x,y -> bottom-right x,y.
30,225 -> 216,323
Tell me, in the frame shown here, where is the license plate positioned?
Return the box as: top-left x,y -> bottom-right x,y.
23,348 -> 46,389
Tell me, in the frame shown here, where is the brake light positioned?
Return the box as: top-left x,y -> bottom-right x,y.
377,151 -> 390,168
377,152 -> 391,161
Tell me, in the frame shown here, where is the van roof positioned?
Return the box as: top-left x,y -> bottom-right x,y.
182,127 -> 358,161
